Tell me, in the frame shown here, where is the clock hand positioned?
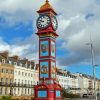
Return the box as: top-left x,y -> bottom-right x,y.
41,20 -> 44,22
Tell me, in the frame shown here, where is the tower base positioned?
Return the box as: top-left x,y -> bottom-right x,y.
34,82 -> 62,100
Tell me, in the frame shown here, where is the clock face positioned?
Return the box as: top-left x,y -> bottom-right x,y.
52,16 -> 58,30
37,15 -> 51,29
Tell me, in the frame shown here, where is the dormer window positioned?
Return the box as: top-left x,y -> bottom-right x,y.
27,64 -> 30,69
29,64 -> 31,68
2,59 -> 5,63
20,63 -> 22,67
25,63 -> 27,68
21,63 -> 24,67
6,60 -> 9,64
9,61 -> 12,64
11,61 -> 14,65
14,62 -> 17,65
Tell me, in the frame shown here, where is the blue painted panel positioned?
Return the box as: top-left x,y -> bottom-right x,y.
51,41 -> 55,57
51,62 -> 56,78
38,91 -> 47,97
40,40 -> 49,56
56,90 -> 60,97
40,61 -> 49,78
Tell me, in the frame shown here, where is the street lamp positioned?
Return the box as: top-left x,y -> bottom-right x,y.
94,64 -> 100,100
86,39 -> 97,100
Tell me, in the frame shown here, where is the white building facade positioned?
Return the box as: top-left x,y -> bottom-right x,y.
76,73 -> 100,96
0,52 -> 38,96
56,70 -> 100,95
14,65 -> 39,96
56,70 -> 79,94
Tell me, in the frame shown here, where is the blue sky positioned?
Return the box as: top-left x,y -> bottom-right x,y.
0,0 -> 100,78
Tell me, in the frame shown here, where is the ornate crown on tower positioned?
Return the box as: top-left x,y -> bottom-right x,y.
38,0 -> 57,15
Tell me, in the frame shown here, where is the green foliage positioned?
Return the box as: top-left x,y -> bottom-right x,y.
62,88 -> 80,98
11,99 -> 19,100
0,96 -> 12,100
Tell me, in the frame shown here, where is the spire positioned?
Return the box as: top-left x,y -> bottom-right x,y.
38,0 -> 57,15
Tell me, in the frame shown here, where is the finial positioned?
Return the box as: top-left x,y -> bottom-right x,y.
46,0 -> 49,3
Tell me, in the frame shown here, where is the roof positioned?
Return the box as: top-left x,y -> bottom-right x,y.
0,51 -> 8,59
38,0 -> 57,15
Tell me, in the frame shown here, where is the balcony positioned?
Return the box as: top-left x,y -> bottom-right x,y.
0,82 -> 34,88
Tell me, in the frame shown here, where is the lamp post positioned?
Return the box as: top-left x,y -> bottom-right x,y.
86,41 -> 97,100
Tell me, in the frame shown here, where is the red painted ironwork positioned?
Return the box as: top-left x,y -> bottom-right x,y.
34,0 -> 62,100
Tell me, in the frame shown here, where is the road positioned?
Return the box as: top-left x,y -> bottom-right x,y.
63,97 -> 100,100
63,99 -> 94,100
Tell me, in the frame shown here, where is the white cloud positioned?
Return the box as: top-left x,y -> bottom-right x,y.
55,0 -> 100,66
0,34 -> 39,63
0,0 -> 44,27
0,0 -> 100,66
0,38 -> 10,51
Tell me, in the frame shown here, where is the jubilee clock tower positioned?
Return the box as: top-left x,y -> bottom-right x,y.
34,0 -> 62,100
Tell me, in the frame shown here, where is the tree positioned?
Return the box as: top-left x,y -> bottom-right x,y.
0,96 -> 12,100
62,87 -> 80,98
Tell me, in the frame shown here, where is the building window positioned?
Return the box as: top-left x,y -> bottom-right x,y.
36,81 -> 38,85
27,64 -> 30,68
9,61 -> 12,64
25,64 -> 27,68
1,78 -> 4,82
25,88 -> 26,94
15,79 -> 16,84
31,89 -> 33,95
5,88 -> 7,95
25,73 -> 27,77
14,88 -> 16,95
20,63 -> 22,66
31,74 -> 33,77
0,88 -> 2,94
34,81 -> 35,85
6,69 -> 8,73
15,71 -> 17,75
14,62 -> 17,65
22,72 -> 24,76
10,79 -> 12,83
18,88 -> 20,94
18,71 -> 20,75
31,81 -> 32,85
22,80 -> 23,85
28,80 -> 30,85
28,73 -> 30,77
28,89 -> 29,94
11,61 -> 14,65
18,79 -> 20,84
2,59 -> 5,63
37,74 -> 39,77
25,80 -> 27,84
6,78 -> 8,83
11,70 -> 13,74
1,69 -> 4,73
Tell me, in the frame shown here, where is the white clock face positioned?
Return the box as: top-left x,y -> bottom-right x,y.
37,15 -> 51,29
52,16 -> 58,30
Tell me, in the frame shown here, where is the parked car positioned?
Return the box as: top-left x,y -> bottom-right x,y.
83,94 -> 94,98
97,93 -> 100,97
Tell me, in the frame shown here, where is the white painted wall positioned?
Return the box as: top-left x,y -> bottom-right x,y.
14,65 -> 39,96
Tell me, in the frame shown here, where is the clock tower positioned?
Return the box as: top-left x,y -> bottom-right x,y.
34,0 -> 62,100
